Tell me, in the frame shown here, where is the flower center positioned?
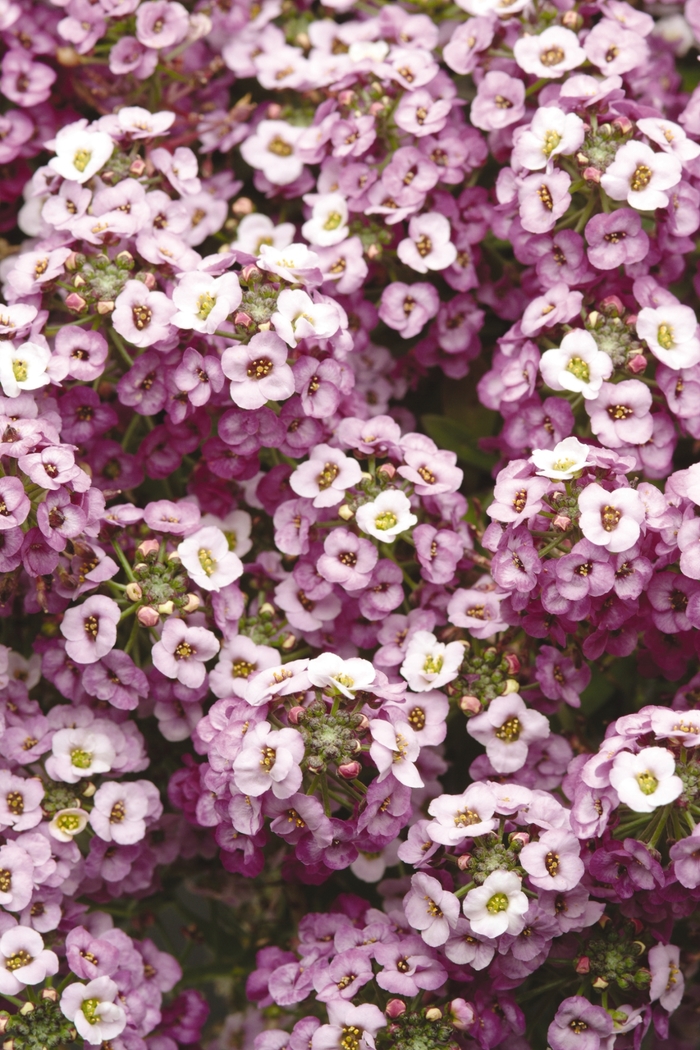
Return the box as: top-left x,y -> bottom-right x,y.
630,165 -> 653,191
454,808 -> 481,827
512,489 -> 527,512
260,746 -> 276,771
11,359 -> 27,382
132,305 -> 152,330
495,716 -> 521,742
408,706 -> 426,730
317,462 -> 340,490
339,551 -> 357,566
600,505 -> 621,532
110,801 -> 126,823
71,748 -> 93,769
425,896 -> 443,917
196,293 -> 216,320
0,869 -> 10,892
246,357 -> 273,379
323,211 -> 343,230
6,950 -> 32,971
423,654 -> 443,675
57,812 -> 82,832
657,323 -> 674,350
486,892 -> 509,913
232,660 -> 255,678
636,770 -> 659,795
267,136 -> 293,156
542,130 -> 561,157
341,1025 -> 362,1050
545,850 -> 560,875
551,456 -> 577,472
565,356 -> 590,382
606,404 -> 633,420
82,998 -> 101,1025
374,510 -> 398,531
540,46 -> 564,66
175,642 -> 195,660
495,94 -> 512,109
73,148 -> 92,173
198,548 -> 217,576
6,791 -> 23,815
416,234 -> 432,257
538,183 -> 554,210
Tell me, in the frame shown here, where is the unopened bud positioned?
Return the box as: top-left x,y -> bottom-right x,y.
338,760 -> 362,780
65,292 -> 87,313
281,632 -> 297,651
553,514 -> 572,531
504,653 -> 520,674
460,695 -> 481,715
259,602 -> 275,618
502,678 -> 520,695
0,1018 -> 7,1035
449,999 -> 475,1031
385,1000 -> 406,1019
82,781 -> 96,797
295,31 -> 310,49
509,831 -> 530,847
338,504 -> 354,521
258,321 -> 272,331
97,300 -> 115,315
575,152 -> 590,167
138,606 -> 160,627
234,311 -> 254,327
307,757 -> 325,774
592,976 -> 609,990
425,1008 -> 442,1022
73,274 -> 86,288
377,463 -> 396,479
561,9 -> 583,29
182,593 -> 201,614
141,272 -> 157,290
367,243 -> 382,259
612,115 -> 633,135
56,45 -> 81,66
157,601 -> 174,615
115,251 -> 134,267
136,539 -> 160,558
267,103 -> 283,119
167,552 -> 181,564
130,158 -> 146,177
64,251 -> 80,271
41,988 -> 58,1001
369,101 -> 385,116
583,166 -> 602,183
575,956 -> 591,974
457,854 -> 471,871
125,582 -> 142,602
288,706 -> 306,725
240,264 -> 261,283
355,714 -> 370,733
232,197 -> 254,217
600,295 -> 624,316
627,353 -> 647,374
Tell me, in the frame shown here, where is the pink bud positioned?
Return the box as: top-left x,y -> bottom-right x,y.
457,854 -> 471,871
377,463 -> 396,479
240,265 -> 261,283
612,116 -> 633,135
338,761 -> 362,780
64,251 -> 80,271
459,695 -> 481,715
288,706 -> 306,725
510,832 -> 530,847
627,353 -> 647,374
96,300 -> 114,315
137,539 -> 160,557
553,515 -> 572,532
449,999 -> 475,1031
386,1000 -> 406,1019
338,90 -> 355,105
576,956 -> 590,974
137,607 -> 160,627
130,158 -> 146,176
65,292 -> 87,313
141,272 -> 157,290
583,167 -> 602,184
267,103 -> 282,119
503,653 -> 520,675
600,295 -> 624,316
369,101 -> 385,116
234,311 -> 254,327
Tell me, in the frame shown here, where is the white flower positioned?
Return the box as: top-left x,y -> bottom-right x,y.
49,124 -> 115,184
257,243 -> 322,284
200,509 -> 253,557
636,304 -> 700,370
427,784 -> 498,845
234,213 -> 295,254
600,140 -> 682,211
60,976 -> 127,1045
301,192 -> 350,247
578,483 -> 645,553
609,746 -> 683,813
239,119 -> 305,186
307,652 -> 376,698
467,693 -> 551,774
270,288 -> 342,348
515,107 -> 585,170
355,490 -> 418,542
171,272 -> 242,334
637,117 -> 700,163
178,525 -> 244,592
48,807 -> 90,842
400,630 -> 464,692
0,926 -> 59,995
0,341 -> 51,398
46,727 -> 116,785
369,719 -> 423,788
540,330 -> 613,399
531,436 -> 590,480
513,26 -> 586,79
115,106 -> 176,139
462,870 -> 529,937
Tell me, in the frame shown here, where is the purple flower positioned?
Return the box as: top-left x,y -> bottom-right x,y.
547,997 -> 613,1050
520,830 -> 585,891
535,645 -> 592,708
585,209 -> 650,269
379,282 -> 439,339
374,935 -> 446,995
152,620 -> 220,688
403,873 -> 460,947
232,723 -> 304,799
60,595 -> 120,666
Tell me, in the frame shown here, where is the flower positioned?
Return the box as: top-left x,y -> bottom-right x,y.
355,490 -> 418,541
531,436 -> 590,479
609,746 -> 683,812
60,595 -> 120,666
290,444 -> 362,508
49,123 -> 114,183
400,630 -> 464,692
232,722 -> 305,798
577,483 -> 645,553
601,140 -> 682,211
403,873 -> 461,947
48,807 -> 90,842
172,272 -> 242,334
311,1001 -> 385,1050
520,830 -> 585,890
649,943 -> 685,1012
540,330 -> 613,399
151,620 -> 220,687
397,212 -> 457,273
240,119 -> 305,185
462,870 -> 529,937
513,26 -> 585,78
89,780 -> 160,843
0,341 -> 50,398
307,653 -> 376,697
547,997 -> 613,1050
0,927 -> 59,994
112,280 -> 176,347
369,719 -> 423,788
426,783 -> 498,845
513,107 -> 584,171
60,976 -> 127,1045
467,693 -> 551,773
178,526 -> 243,592
222,331 -> 295,409
47,726 -> 116,784
636,303 -> 700,370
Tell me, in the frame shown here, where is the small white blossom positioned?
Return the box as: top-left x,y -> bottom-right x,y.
540,330 -> 613,400
178,525 -> 244,592
531,436 -> 590,480
49,124 -> 115,184
609,746 -> 683,813
400,630 -> 464,692
355,490 -> 418,542
462,870 -> 529,937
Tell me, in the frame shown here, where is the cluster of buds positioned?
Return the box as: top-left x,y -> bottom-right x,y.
128,540 -> 199,626
64,250 -> 136,315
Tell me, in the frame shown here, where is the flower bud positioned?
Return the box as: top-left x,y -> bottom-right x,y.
459,695 -> 481,715
41,988 -> 58,1002
338,504 -> 354,521
0,1018 -> 8,1035
138,606 -> 160,627
288,706 -> 306,725
56,46 -> 81,66
97,300 -> 115,315
509,831 -> 530,847
502,678 -> 520,695
583,166 -> 602,183
367,244 -> 382,259
369,102 -> 385,116
377,463 -> 396,479
281,632 -> 297,650
503,653 -> 520,674
600,295 -> 624,316
307,757 -> 325,774
612,115 -> 633,135
240,264 -> 262,283
157,601 -> 174,615
64,251 -> 80,271
130,158 -> 146,177
627,353 -> 647,374
553,514 -> 572,531
259,602 -> 275,618
73,274 -> 87,288
338,760 -> 362,780
561,9 -> 583,29
82,781 -> 96,797
592,976 -> 609,989
575,956 -> 590,974
141,272 -> 157,290
19,1002 -> 34,1016
182,593 -> 201,613
267,103 -> 283,119
65,292 -> 87,313
385,1000 -> 406,1019
137,539 -> 160,558
232,197 -> 254,217
457,854 -> 471,871
258,321 -> 272,331
167,552 -> 181,564
125,582 -> 142,602
235,311 -> 254,327
425,1007 -> 442,1022
448,999 -> 475,1031
355,714 -> 370,733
